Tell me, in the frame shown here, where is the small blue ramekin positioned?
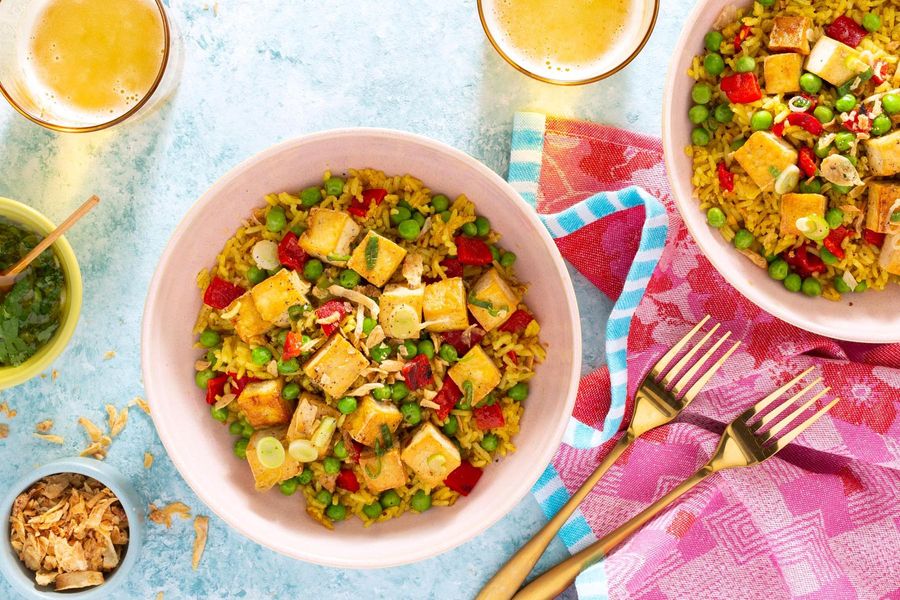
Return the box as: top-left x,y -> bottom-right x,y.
0,457 -> 144,599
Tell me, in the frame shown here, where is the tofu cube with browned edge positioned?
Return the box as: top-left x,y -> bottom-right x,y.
236,379 -> 292,428
866,182 -> 900,233
769,16 -> 812,55
359,447 -> 407,493
805,37 -> 865,86
345,396 -> 403,447
448,345 -> 501,404
347,230 -> 407,287
299,208 -> 361,265
764,53 -> 803,94
302,334 -> 369,398
400,422 -> 461,487
378,285 -> 424,339
865,131 -> 900,177
733,131 -> 799,191
779,193 -> 827,236
423,277 -> 469,332
467,268 -> 520,332
250,269 -> 310,323
879,233 -> 900,275
225,293 -> 272,343
286,391 -> 340,444
246,428 -> 301,491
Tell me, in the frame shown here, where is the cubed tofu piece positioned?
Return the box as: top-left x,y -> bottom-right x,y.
347,230 -> 407,287
246,428 -> 301,491
250,269 -> 310,323
805,37 -> 865,86
400,423 -> 462,487
448,345 -> 501,404
359,447 -> 407,493
467,268 -> 521,332
879,233 -> 900,275
299,208 -> 361,265
764,53 -> 803,94
286,392 -> 340,444
733,131 -> 799,190
865,131 -> 900,177
779,193 -> 827,236
768,16 -> 812,55
378,285 -> 424,339
302,334 -> 369,398
866,182 -> 900,233
225,292 -> 272,342
236,379 -> 292,428
345,396 -> 403,447
423,277 -> 469,332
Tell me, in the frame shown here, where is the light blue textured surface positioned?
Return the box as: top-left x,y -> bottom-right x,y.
0,1 -> 692,598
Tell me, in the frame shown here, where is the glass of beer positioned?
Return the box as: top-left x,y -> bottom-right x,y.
478,0 -> 660,85
0,0 -> 180,132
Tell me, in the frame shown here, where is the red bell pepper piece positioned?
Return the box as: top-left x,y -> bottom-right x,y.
786,112 -> 825,136
798,147 -> 818,178
401,354 -> 433,391
315,300 -> 348,336
872,60 -> 889,85
202,277 -> 245,310
277,232 -> 307,271
825,15 -> 867,48
716,162 -> 735,193
226,372 -> 261,396
433,376 -> 462,420
443,461 -> 484,496
348,188 -> 388,217
823,226 -> 850,260
841,111 -> 873,134
454,236 -> 493,266
336,469 -> 360,492
498,309 -> 534,333
783,244 -> 826,278
474,403 -> 505,430
720,73 -> 762,104
205,374 -> 229,405
862,228 -> 886,247
507,351 -> 518,364
440,329 -> 485,356
733,24 -> 751,51
282,331 -> 305,360
440,257 -> 464,278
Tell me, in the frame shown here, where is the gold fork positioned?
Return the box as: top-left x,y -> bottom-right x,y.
512,367 -> 839,600
477,316 -> 740,600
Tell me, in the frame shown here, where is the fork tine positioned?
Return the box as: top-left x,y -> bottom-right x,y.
750,377 -> 822,431
670,331 -> 732,396
757,387 -> 830,444
674,339 -> 741,401
661,323 -> 721,387
649,315 -> 711,378
739,367 -> 816,421
770,397 -> 840,451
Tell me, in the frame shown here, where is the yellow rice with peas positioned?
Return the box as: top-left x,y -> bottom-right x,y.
192,168 -> 544,527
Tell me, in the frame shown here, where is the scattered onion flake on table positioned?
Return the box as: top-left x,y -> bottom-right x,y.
9,474 -> 129,591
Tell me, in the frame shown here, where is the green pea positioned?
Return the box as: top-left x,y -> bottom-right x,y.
784,273 -> 802,292
706,207 -> 726,228
195,369 -> 215,390
417,339 -> 435,359
750,110 -> 773,131
691,82 -> 713,104
274,329 -> 289,348
303,259 -> 324,281
854,281 -> 868,293
440,211 -> 452,222
689,105 -> 710,125
833,184 -> 853,195
733,228 -> 754,249
288,304 -> 307,320
819,248 -> 839,266
233,438 -> 249,459
380,490 -> 401,508
704,53 -> 725,77
767,259 -> 789,281
300,186 -> 322,208
691,127 -> 711,146
474,216 -> 491,238
323,457 -> 341,475
398,219 -> 421,240
400,402 -> 421,425
489,245 -> 501,261
210,405 -> 228,423
316,490 -> 333,506
324,176 -> 344,196
862,12 -> 881,32
439,343 -> 458,363
872,114 -> 892,136
362,501 -> 383,519
392,382 -> 410,402
241,422 -> 254,438
410,490 -> 432,513
282,383 -> 301,400
401,340 -> 418,359
730,137 -> 746,151
734,56 -> 756,73
813,105 -> 834,124
799,73 -> 823,94
500,252 -> 517,267
883,94 -> 900,115
481,433 -> 500,452
431,194 -> 450,212
390,206 -> 412,225
814,143 -> 832,159
833,276 -> 851,293
246,266 -> 267,285
508,382 -> 529,401
398,200 -> 413,211
296,468 -> 313,485
713,104 -> 734,123
461,221 -> 478,237
412,211 -> 426,228
266,206 -> 287,232
442,415 -> 459,436
279,478 -> 299,496
206,350 -> 217,368
704,31 -> 723,53
801,277 -> 822,297
337,396 -> 358,415
825,208 -> 844,229
834,132 -> 855,152
835,94 -> 857,113
373,384 -> 392,401
339,269 -> 361,288
362,317 -> 377,335
371,342 -> 392,363
229,421 -> 243,436
199,329 -> 220,348
249,346 -> 270,366
333,440 -> 349,459
798,178 -> 821,194
277,358 -> 300,374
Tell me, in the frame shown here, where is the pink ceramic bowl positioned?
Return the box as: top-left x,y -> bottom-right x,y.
663,0 -> 900,343
141,129 -> 581,568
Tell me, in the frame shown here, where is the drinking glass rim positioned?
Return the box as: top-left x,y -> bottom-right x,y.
477,0 -> 660,86
0,0 -> 172,133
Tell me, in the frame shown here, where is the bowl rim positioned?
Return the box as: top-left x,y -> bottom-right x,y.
0,197 -> 83,389
0,457 -> 144,599
661,0 -> 900,344
140,127 -> 582,568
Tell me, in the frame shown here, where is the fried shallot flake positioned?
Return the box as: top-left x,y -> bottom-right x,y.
131,397 -> 150,415
34,433 -> 65,444
191,516 -> 209,570
0,401 -> 16,418
143,453 -> 154,469
148,502 -> 191,528
35,419 -> 53,433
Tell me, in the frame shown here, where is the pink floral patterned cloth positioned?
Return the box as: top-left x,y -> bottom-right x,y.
535,116 -> 900,599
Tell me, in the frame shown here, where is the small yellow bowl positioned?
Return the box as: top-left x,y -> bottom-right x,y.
0,197 -> 82,389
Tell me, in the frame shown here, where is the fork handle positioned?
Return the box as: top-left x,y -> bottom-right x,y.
476,432 -> 635,600
512,464 -> 715,600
